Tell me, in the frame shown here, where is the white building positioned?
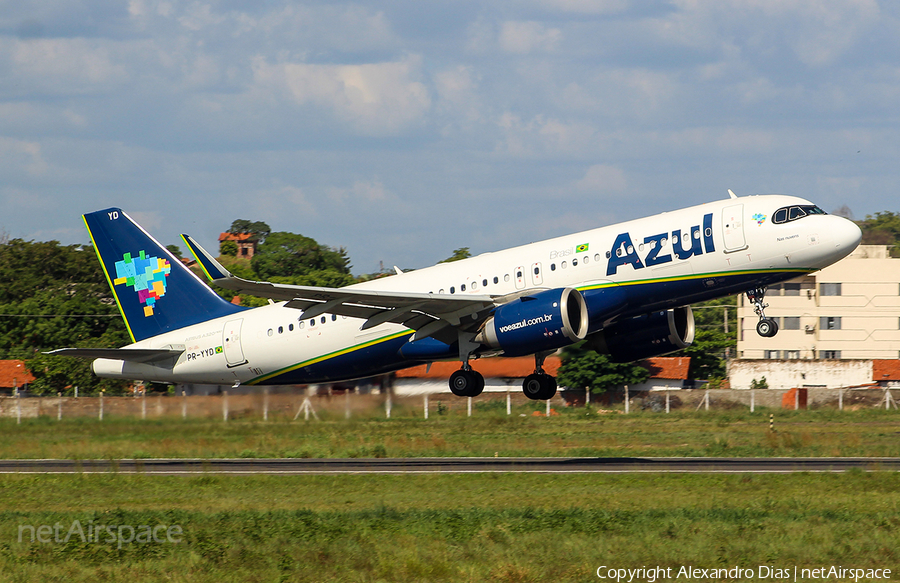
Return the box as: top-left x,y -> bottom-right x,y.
737,245 -> 900,360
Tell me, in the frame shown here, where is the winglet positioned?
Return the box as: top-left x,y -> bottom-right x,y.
181,234 -> 233,282
727,189 -> 738,199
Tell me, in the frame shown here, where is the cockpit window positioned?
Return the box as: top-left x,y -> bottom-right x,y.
772,205 -> 827,225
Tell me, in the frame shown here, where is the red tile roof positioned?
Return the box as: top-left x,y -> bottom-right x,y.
0,360 -> 36,388
395,355 -> 690,380
218,232 -> 257,242
640,357 -> 691,380
872,360 -> 900,381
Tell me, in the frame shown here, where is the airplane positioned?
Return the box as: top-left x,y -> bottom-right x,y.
49,192 -> 862,399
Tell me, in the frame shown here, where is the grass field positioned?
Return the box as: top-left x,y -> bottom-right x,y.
1,472 -> 899,581
0,407 -> 898,459
1,409 -> 899,581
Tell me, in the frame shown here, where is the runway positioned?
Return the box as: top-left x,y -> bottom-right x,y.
1,457 -> 898,474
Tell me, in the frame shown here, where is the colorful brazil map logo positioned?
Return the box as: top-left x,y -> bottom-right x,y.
113,251 -> 172,317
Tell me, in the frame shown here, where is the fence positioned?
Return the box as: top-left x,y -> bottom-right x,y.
0,387 -> 896,422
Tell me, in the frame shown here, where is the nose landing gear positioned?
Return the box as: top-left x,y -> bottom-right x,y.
747,287 -> 778,337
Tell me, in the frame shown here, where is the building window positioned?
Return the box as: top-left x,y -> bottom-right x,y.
786,350 -> 800,359
764,350 -> 780,359
783,283 -> 800,296
820,316 -> 841,330
820,283 -> 842,296
782,317 -> 800,330
822,350 -> 841,359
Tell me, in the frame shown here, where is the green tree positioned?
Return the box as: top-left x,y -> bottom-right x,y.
439,248 -> 471,263
680,328 -> 734,380
556,341 -> 650,395
252,232 -> 352,281
228,219 -> 271,241
857,211 -> 900,256
0,239 -> 130,394
676,296 -> 737,380
219,239 -> 238,256
166,245 -> 183,259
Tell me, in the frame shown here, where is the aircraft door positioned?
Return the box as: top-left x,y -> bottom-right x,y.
531,262 -> 543,286
722,204 -> 748,252
223,319 -> 248,368
514,266 -> 526,289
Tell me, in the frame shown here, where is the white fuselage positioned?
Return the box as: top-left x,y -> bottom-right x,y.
93,195 -> 861,385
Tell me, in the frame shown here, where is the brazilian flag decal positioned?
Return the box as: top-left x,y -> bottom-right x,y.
576,243 -> 589,253
215,346 -> 223,354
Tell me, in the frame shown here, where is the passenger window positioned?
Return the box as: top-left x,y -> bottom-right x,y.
450,287 -> 455,294
267,329 -> 274,337
439,289 -> 445,294
278,326 -> 283,334
299,321 -> 305,329
550,264 -> 556,271
332,314 -> 337,321
583,256 -> 589,264
483,279 -> 488,287
461,284 -> 467,292
321,316 -> 326,324
561,261 -> 567,269
572,258 -> 578,266
493,277 -> 499,284
289,323 -> 294,332
310,319 -> 315,326
504,274 -> 510,282
471,281 -> 477,290
594,253 -> 601,262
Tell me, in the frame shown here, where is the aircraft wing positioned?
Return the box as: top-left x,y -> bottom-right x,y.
45,347 -> 185,363
181,235 -> 497,342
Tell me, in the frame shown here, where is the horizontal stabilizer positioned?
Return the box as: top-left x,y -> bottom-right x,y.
45,347 -> 185,363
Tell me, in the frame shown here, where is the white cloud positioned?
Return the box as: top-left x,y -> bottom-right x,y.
0,38 -> 130,96
0,137 -> 49,178
328,178 -> 392,206
252,55 -> 431,135
531,0 -> 631,15
576,164 -> 627,192
498,21 -> 562,54
665,0 -> 881,67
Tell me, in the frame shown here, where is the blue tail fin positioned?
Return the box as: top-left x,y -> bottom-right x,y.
84,208 -> 244,342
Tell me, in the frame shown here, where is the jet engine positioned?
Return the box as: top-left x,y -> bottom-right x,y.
476,287 -> 589,357
586,307 -> 695,362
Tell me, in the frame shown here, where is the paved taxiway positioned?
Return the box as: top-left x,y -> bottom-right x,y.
1,457 -> 898,474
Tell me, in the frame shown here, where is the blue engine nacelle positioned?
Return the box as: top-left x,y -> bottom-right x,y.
476,287 -> 589,357
586,307 -> 695,362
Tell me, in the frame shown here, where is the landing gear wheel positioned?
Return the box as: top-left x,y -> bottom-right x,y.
523,373 -> 557,400
450,369 -> 485,397
757,318 -> 779,338
747,287 -> 778,338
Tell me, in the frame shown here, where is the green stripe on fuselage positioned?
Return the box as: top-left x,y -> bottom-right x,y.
247,329 -> 414,385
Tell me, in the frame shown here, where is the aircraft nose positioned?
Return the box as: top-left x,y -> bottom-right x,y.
831,216 -> 862,253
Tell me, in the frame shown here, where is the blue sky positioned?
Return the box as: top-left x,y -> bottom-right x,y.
1,0 -> 897,274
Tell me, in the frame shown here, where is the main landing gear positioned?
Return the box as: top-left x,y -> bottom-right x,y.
449,351 -> 558,400
449,364 -> 485,397
747,287 -> 778,337
522,352 -> 557,401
